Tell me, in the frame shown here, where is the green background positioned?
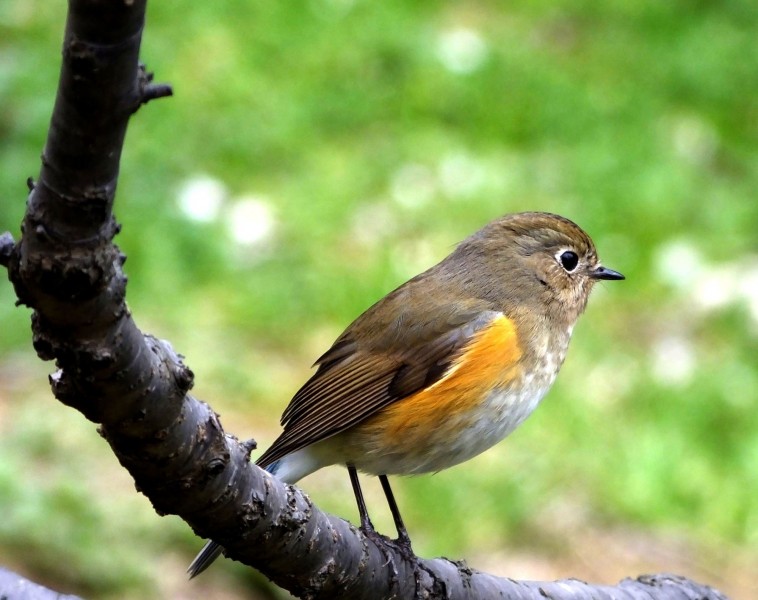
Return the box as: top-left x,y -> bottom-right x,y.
1,0 -> 756,598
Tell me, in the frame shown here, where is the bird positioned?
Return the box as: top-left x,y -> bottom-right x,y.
188,211 -> 624,577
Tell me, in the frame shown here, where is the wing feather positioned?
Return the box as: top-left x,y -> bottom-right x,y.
256,302 -> 502,468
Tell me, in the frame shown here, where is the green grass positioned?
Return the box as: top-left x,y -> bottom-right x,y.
1,0 -> 756,598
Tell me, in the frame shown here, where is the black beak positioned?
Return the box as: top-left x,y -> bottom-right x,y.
590,265 -> 625,281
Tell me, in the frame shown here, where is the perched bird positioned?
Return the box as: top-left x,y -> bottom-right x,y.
188,211 -> 623,576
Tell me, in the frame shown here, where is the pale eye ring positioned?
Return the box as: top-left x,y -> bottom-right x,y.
558,250 -> 579,272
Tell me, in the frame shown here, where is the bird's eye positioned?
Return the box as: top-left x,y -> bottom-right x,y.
559,250 -> 579,272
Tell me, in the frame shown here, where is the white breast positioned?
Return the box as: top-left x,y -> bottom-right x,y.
434,378 -> 554,470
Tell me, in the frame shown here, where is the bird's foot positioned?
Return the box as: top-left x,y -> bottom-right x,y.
359,524 -> 400,583
391,532 -> 414,561
360,525 -> 415,561
360,525 -> 393,559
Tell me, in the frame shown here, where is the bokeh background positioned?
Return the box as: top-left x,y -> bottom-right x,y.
1,0 -> 756,598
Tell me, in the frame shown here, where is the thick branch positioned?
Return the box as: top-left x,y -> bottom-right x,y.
0,1 -> 729,599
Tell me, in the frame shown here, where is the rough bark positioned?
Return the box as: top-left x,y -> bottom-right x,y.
0,1 -> 729,599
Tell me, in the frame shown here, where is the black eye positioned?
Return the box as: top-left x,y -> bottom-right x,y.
559,250 -> 579,272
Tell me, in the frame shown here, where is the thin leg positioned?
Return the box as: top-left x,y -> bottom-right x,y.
348,466 -> 401,579
348,464 -> 374,532
379,474 -> 413,554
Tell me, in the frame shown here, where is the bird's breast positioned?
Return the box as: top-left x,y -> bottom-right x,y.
334,315 -> 568,475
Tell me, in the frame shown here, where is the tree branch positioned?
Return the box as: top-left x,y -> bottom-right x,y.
0,1 -> 729,599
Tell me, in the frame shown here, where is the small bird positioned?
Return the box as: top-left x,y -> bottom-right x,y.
188,211 -> 623,576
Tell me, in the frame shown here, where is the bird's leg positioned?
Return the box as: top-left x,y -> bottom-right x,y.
348,465 -> 400,578
379,474 -> 414,557
348,464 -> 375,533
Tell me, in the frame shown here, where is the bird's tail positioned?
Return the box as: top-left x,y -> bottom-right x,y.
187,540 -> 223,579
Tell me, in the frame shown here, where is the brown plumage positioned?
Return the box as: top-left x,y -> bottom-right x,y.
188,211 -> 623,577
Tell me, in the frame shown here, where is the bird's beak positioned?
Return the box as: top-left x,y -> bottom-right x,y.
590,265 -> 625,280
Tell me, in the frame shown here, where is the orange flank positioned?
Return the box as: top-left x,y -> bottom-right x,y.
343,315 -> 524,470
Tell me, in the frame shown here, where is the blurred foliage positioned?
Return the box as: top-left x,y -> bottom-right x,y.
1,0 -> 756,598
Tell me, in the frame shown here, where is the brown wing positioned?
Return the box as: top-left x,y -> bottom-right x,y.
255,302 -> 501,469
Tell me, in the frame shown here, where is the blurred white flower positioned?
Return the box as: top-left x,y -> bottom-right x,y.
668,114 -> 719,167
735,259 -> 758,329
438,152 -> 487,199
350,202 -> 398,248
656,240 -> 758,330
391,163 -> 436,209
436,28 -> 488,74
176,175 -> 226,223
227,195 -> 276,248
582,358 -> 635,407
650,335 -> 696,387
692,265 -> 738,311
654,240 -> 705,290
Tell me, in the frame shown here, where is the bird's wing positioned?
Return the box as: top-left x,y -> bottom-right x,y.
255,304 -> 502,468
